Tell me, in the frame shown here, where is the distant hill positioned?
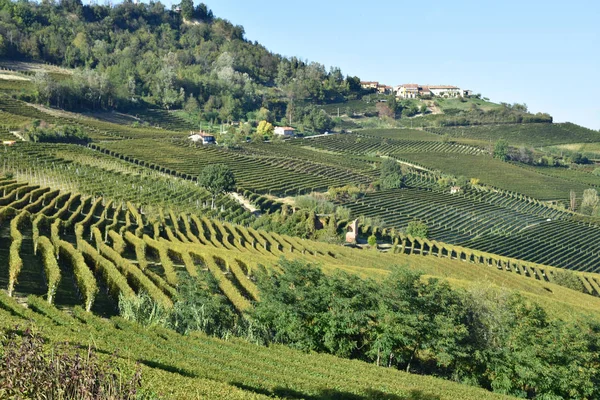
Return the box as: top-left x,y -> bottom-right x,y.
0,0 -> 364,130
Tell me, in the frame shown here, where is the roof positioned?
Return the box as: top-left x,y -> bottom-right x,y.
276,126 -> 295,130
402,84 -> 419,89
360,81 -> 379,85
189,130 -> 214,137
428,85 -> 460,89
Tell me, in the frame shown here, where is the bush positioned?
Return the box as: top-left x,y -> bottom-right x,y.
552,270 -> 586,293
367,234 -> 377,247
0,328 -> 147,399
406,220 -> 428,238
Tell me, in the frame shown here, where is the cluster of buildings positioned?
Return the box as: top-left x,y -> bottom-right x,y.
360,82 -> 472,99
188,126 -> 297,145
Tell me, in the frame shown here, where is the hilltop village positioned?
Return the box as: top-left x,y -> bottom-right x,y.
360,81 -> 473,98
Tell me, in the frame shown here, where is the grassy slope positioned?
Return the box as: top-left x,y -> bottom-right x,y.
0,292 -> 518,400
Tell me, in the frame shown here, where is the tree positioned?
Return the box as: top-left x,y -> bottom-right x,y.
380,159 -> 403,189
180,0 -> 194,19
256,120 -> 274,137
302,106 -> 334,133
371,267 -> 469,372
199,164 -> 236,209
406,220 -> 428,238
256,107 -> 272,122
580,188 -> 599,216
493,139 -> 509,161
184,95 -> 201,114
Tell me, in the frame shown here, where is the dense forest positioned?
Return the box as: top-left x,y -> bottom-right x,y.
0,0 -> 361,124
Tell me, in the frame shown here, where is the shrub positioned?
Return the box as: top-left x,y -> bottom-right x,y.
0,328 -> 146,400
406,220 -> 428,238
552,270 -> 586,293
367,234 -> 377,248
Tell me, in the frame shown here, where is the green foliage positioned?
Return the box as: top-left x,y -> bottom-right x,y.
367,234 -> 377,247
0,0 -> 359,120
27,124 -> 90,144
170,274 -> 237,336
199,164 -> 236,209
119,291 -> 171,328
302,105 -> 335,133
552,270 -> 586,293
493,139 -> 509,161
580,188 -> 600,216
294,194 -> 348,218
406,220 -> 428,238
380,158 -> 404,189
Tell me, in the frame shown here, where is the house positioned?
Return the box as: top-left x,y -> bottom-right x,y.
377,84 -> 393,94
360,81 -> 379,90
395,84 -> 420,99
189,131 -> 216,145
345,219 -> 359,244
274,126 -> 295,137
450,186 -> 462,194
395,83 -> 467,98
2,140 -> 16,146
427,85 -> 462,98
419,86 -> 432,97
462,89 -> 473,97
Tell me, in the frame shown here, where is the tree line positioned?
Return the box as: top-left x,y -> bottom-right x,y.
0,0 -> 362,124
122,258 -> 600,399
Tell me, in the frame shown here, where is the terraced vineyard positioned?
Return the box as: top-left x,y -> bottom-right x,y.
1,143 -> 254,223
3,174 -> 600,317
392,152 -> 592,200
341,186 -> 600,272
291,133 -> 485,156
427,123 -> 600,146
93,139 -> 376,195
0,126 -> 17,141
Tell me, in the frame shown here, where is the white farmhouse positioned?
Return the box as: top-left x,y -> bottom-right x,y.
427,85 -> 462,98
189,131 -> 216,145
274,126 -> 295,137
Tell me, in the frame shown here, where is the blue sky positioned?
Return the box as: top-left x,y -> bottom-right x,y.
189,1 -> 599,129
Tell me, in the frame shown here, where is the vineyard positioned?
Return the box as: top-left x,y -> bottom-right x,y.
92,139 -> 376,195
427,123 -> 600,146
339,187 -> 600,273
2,84 -> 600,399
391,152 -> 592,200
289,133 -> 486,156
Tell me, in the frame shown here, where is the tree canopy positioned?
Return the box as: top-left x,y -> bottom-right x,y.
0,0 -> 360,122
199,164 -> 236,208
380,158 -> 404,189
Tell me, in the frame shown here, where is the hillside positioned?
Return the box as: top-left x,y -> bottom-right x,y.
2,1 -> 600,399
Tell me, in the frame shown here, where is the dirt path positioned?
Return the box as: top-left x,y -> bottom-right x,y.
10,131 -> 25,141
230,192 -> 260,215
